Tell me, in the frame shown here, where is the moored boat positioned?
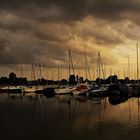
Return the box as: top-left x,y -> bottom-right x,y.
108,84 -> 128,97
0,86 -> 25,94
35,86 -> 56,96
89,85 -> 108,98
23,86 -> 36,93
72,84 -> 90,96
54,86 -> 76,95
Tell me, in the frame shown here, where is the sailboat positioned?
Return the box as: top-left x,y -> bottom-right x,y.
0,85 -> 25,94
0,70 -> 25,94
23,62 -> 46,94
34,59 -> 56,95
88,51 -> 108,97
54,49 -> 76,94
72,45 -> 91,96
72,83 -> 91,96
24,64 -> 37,93
54,85 -> 76,94
130,43 -> 140,95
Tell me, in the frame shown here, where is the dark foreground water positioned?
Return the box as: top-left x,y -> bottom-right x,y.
0,94 -> 140,140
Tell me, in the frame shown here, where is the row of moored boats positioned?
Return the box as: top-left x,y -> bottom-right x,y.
0,83 -> 108,97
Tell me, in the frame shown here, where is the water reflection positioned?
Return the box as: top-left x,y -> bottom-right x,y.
0,94 -> 140,140
108,95 -> 128,105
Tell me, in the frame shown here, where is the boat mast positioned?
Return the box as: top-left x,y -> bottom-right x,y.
69,49 -> 75,76
58,66 -> 60,83
37,56 -> 42,79
128,56 -> 130,79
98,51 -> 105,79
69,50 -> 70,78
97,55 -> 101,79
124,65 -> 126,79
117,65 -> 120,79
137,43 -> 139,83
20,64 -> 24,77
110,68 -> 112,84
84,44 -> 91,81
31,63 -> 36,82
85,44 -> 88,80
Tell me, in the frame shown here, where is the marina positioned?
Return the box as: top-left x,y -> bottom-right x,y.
1,0 -> 140,139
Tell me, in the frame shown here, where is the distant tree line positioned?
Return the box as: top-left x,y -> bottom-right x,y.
95,75 -> 138,85
0,72 -> 28,85
0,72 -> 139,86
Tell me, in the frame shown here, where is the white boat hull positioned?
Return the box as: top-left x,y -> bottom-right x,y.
54,87 -> 75,94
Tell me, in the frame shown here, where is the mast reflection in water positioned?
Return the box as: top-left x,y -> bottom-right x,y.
0,94 -> 140,140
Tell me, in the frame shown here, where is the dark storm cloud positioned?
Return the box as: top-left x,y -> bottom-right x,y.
0,0 -> 140,22
90,0 -> 140,20
0,0 -> 140,66
0,0 -> 88,22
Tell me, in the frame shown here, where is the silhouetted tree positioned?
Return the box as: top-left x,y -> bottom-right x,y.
9,72 -> 16,84
0,77 -> 9,85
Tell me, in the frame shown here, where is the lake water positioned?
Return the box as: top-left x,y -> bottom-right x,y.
0,94 -> 140,140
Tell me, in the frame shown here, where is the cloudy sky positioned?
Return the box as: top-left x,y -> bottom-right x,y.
0,0 -> 140,79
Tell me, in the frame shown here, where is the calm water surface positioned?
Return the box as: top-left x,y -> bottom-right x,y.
0,94 -> 140,140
